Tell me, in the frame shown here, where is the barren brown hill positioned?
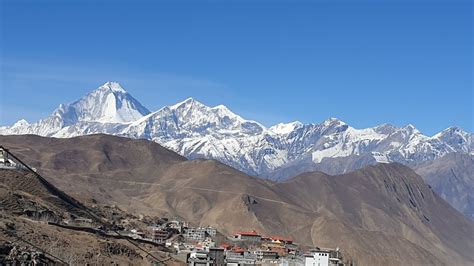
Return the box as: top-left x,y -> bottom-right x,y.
0,168 -> 180,265
1,134 -> 473,265
273,165 -> 474,265
0,134 -> 186,208
0,168 -> 100,225
414,153 -> 474,220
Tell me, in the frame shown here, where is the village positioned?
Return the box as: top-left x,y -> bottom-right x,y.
89,213 -> 347,266
148,219 -> 345,266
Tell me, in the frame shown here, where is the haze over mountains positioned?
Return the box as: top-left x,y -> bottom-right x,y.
1,134 -> 473,265
1,81 -> 473,218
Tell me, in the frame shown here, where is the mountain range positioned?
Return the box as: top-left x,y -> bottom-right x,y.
1,81 -> 473,218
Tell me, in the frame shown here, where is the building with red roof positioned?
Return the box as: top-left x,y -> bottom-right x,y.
234,230 -> 262,242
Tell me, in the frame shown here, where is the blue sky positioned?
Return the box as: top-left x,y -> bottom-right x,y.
1,0 -> 472,135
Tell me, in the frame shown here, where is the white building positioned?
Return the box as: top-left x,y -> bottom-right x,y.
304,250 -> 330,266
0,148 -> 17,169
188,250 -> 212,266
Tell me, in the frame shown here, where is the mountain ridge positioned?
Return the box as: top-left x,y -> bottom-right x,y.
1,82 -> 470,176
1,81 -> 472,218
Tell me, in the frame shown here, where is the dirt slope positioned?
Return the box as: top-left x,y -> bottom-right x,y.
1,134 -> 473,265
414,153 -> 474,220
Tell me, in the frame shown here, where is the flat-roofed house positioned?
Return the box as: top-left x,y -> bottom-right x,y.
304,248 -> 343,266
233,230 -> 262,242
304,250 -> 330,266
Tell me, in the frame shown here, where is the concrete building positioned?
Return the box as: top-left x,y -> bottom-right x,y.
208,247 -> 225,265
254,250 -> 279,261
187,248 -> 224,266
305,250 -> 330,266
184,228 -> 206,241
280,256 -> 305,266
233,230 -> 262,242
184,227 -> 217,241
225,251 -> 257,265
152,228 -> 170,243
304,248 -> 343,266
187,250 -> 212,266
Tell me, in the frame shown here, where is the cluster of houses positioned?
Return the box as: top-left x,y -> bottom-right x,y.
143,220 -> 345,266
183,229 -> 344,265
109,217 -> 345,265
149,220 -> 218,252
187,247 -> 343,266
31,210 -> 347,266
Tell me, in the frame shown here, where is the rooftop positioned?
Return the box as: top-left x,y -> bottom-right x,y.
235,230 -> 260,236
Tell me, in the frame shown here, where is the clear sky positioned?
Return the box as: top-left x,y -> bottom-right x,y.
1,0 -> 472,135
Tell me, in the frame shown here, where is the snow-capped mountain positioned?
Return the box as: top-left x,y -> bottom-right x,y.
1,82 -> 472,179
1,82 -> 150,137
64,81 -> 150,123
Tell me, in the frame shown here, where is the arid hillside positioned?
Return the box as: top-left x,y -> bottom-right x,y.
1,134 -> 473,265
414,153 -> 474,220
0,168 -> 180,264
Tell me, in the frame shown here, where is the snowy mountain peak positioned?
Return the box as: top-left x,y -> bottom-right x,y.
270,121 -> 303,134
167,98 -> 249,123
374,123 -> 397,134
99,81 -> 127,93
65,82 -> 150,123
438,126 -> 465,135
161,97 -> 265,135
322,117 -> 345,125
402,124 -> 421,134
320,118 -> 348,132
434,126 -> 470,144
404,123 -> 417,130
429,127 -> 472,154
170,97 -> 208,110
210,104 -> 252,123
12,119 -> 30,128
